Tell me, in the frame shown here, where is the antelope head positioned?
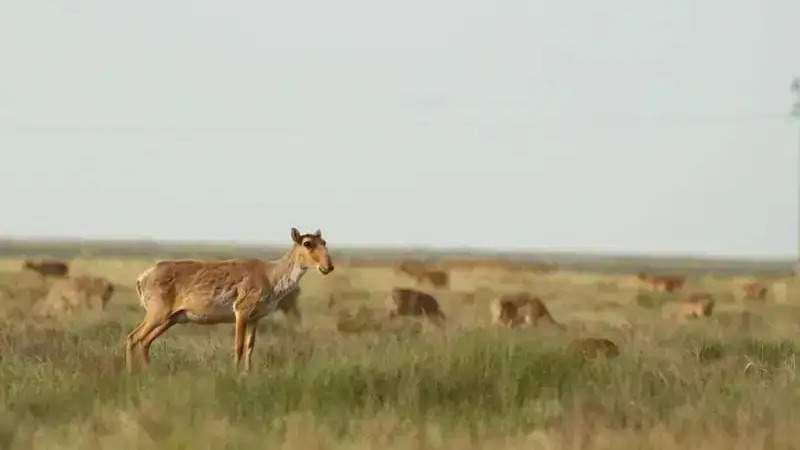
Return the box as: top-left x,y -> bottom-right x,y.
291,227 -> 335,275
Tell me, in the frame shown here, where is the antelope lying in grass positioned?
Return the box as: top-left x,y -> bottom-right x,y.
490,293 -> 565,330
661,293 -> 715,323
568,337 -> 620,359
385,287 -> 446,327
742,282 -> 768,301
126,228 -> 334,373
396,261 -> 450,288
637,273 -> 685,293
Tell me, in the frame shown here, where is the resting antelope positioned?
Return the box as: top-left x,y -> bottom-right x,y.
385,287 -> 446,327
637,273 -> 685,293
396,261 -> 450,288
490,293 -> 565,329
742,282 -> 768,301
661,293 -> 715,323
568,337 -> 620,359
35,275 -> 114,316
126,228 -> 334,373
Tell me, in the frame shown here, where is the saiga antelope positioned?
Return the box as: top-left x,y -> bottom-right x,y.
661,293 -> 715,322
742,282 -> 768,301
385,287 -> 446,327
490,293 -> 565,330
637,273 -> 685,293
126,228 -> 334,373
568,337 -> 620,359
396,261 -> 450,288
23,259 -> 69,277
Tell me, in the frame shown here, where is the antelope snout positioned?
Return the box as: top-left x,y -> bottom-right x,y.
318,262 -> 334,275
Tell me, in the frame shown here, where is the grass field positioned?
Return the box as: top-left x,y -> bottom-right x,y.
1,245 -> 800,449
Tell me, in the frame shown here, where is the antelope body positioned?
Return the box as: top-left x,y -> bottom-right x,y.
23,259 -> 69,277
386,287 -> 446,327
568,337 -> 620,359
742,282 -> 768,301
490,293 -> 564,329
126,228 -> 333,373
637,273 -> 685,293
661,293 -> 715,322
396,261 -> 450,288
35,275 -> 114,317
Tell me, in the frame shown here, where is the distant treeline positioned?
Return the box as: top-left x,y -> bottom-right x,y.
0,239 -> 792,276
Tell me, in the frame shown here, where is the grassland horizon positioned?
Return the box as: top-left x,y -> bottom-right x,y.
2,241 -> 800,449
0,237 -> 793,275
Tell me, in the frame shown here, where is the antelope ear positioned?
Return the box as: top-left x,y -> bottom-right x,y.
291,227 -> 302,244
314,229 -> 322,237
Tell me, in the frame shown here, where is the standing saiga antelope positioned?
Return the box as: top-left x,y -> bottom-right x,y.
126,228 -> 334,373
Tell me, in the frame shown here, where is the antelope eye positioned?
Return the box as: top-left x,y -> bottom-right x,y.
302,241 -> 312,248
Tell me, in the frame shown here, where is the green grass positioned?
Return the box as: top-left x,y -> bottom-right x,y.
2,255 -> 800,449
3,321 -> 800,449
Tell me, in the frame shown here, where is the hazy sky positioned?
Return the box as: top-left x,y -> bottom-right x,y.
1,1 -> 799,257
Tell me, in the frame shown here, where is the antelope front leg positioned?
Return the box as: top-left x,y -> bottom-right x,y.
233,311 -> 248,372
244,321 -> 258,373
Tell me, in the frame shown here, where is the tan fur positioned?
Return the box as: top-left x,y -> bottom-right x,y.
34,275 -> 114,317
637,273 -> 685,293
662,293 -> 715,322
386,287 -> 446,327
568,338 -> 620,359
336,306 -> 383,334
23,259 -> 69,278
490,293 -> 565,329
742,282 -> 768,301
126,228 -> 334,373
396,260 -> 450,288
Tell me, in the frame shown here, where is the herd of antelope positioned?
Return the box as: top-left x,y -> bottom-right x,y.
125,227 -> 577,373
11,229 -> 780,374
41,227 -> 763,373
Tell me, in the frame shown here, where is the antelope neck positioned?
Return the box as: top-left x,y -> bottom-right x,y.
268,248 -> 308,299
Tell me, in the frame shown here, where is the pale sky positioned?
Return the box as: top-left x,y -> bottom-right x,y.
1,1 -> 799,257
